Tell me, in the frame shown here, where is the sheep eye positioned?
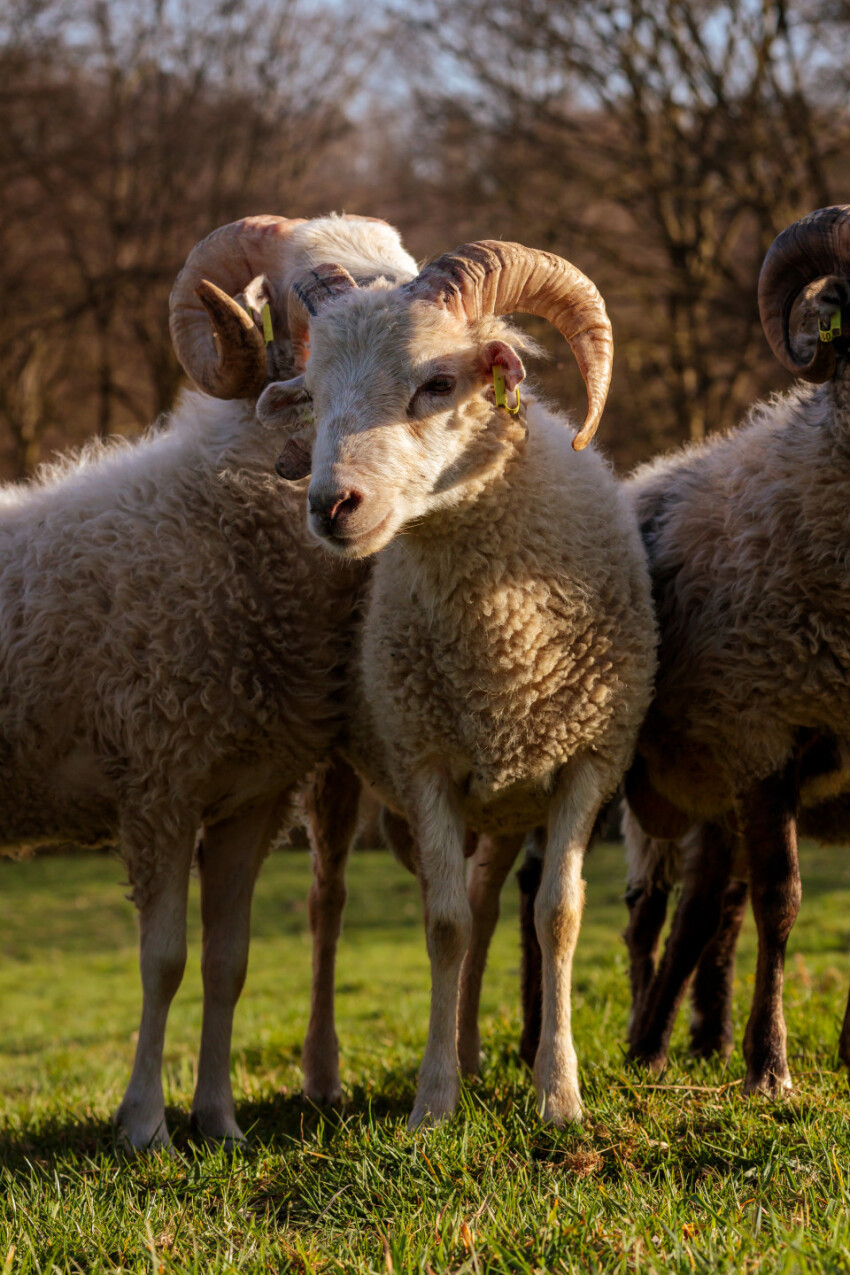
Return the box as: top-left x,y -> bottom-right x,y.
408,375 -> 456,415
420,375 -> 455,396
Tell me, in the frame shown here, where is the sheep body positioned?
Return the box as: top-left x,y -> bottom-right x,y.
631,374 -> 850,824
0,403 -> 358,883
347,400 -> 653,833
261,249 -> 657,1127
622,269 -> 850,1093
0,211 -> 420,1150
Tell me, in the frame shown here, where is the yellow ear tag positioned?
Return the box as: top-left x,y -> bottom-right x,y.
493,366 -> 521,415
819,308 -> 843,343
261,301 -> 274,346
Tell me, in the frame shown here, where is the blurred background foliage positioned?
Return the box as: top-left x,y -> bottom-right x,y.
0,0 -> 848,476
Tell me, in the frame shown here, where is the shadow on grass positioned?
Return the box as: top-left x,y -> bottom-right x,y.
0,1068 -> 422,1172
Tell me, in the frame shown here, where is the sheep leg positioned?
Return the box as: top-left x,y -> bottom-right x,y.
838,988 -> 850,1070
689,875 -> 748,1059
740,771 -> 800,1096
457,832 -> 525,1076
191,794 -> 290,1144
408,770 -> 470,1129
114,847 -> 193,1152
628,821 -> 734,1071
517,831 -> 545,1068
302,757 -> 361,1105
533,759 -> 605,1125
624,878 -> 671,1049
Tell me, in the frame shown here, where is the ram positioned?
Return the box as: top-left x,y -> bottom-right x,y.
0,211 -> 417,1151
613,206 -> 850,1095
260,241 -> 656,1126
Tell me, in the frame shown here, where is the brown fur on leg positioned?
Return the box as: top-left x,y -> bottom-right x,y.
624,881 -> 670,1048
628,821 -> 735,1071
739,767 -> 801,1096
517,836 -> 544,1068
689,876 -> 748,1059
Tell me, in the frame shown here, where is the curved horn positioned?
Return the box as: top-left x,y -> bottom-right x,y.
287,263 -> 359,368
405,241 -> 613,449
758,205 -> 850,383
170,214 -> 306,398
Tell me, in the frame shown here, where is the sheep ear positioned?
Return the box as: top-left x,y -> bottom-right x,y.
257,376 -> 308,428
238,274 -> 272,328
275,435 -> 313,481
478,339 -> 526,391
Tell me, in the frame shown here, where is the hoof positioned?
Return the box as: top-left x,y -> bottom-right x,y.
407,1076 -> 459,1130
690,1030 -> 734,1061
407,1103 -> 452,1131
627,1047 -> 668,1076
113,1120 -> 174,1157
537,1089 -> 582,1127
302,1080 -> 343,1107
457,1051 -> 481,1079
189,1110 -> 248,1151
742,1069 -> 793,1098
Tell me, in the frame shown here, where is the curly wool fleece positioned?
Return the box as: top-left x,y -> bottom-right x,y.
0,392 -> 366,901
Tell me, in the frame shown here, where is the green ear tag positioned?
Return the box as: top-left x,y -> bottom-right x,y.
819,308 -> 842,344
261,301 -> 274,345
493,367 -> 521,415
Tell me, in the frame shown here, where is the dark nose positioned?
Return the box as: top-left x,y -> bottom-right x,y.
309,487 -> 364,534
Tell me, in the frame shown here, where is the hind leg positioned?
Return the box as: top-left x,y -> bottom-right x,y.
628,821 -> 735,1072
301,757 -> 361,1105
457,832 -> 524,1075
689,875 -> 748,1059
517,830 -> 544,1068
839,986 -> 850,1071
191,793 -> 292,1144
739,770 -> 800,1096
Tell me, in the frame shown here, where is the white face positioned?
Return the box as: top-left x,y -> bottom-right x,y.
257,290 -> 526,559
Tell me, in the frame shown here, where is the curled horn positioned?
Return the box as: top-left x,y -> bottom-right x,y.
287,263 -> 359,368
404,241 -> 613,449
169,215 -> 306,398
758,205 -> 850,383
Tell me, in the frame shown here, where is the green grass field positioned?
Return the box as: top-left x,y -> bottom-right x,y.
3,842 -> 850,1273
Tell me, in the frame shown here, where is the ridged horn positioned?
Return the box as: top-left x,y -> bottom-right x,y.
404,241 -> 613,449
758,205 -> 850,383
287,263 -> 359,366
170,215 -> 306,398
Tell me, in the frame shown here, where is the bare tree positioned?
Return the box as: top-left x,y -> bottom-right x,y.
0,0 -> 374,475
396,0 -> 850,461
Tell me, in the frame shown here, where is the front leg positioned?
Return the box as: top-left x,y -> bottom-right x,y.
408,769 -> 470,1129
114,829 -> 195,1153
192,792 -> 293,1145
738,769 -> 800,1096
533,759 -> 605,1125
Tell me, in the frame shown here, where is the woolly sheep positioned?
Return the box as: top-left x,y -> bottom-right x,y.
614,206 -> 850,1095
259,240 -> 657,1126
0,212 -> 418,1151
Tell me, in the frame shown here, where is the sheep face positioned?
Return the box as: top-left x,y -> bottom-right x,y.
259,290 -> 526,559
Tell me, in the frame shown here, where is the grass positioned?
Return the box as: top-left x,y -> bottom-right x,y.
3,841 -> 850,1273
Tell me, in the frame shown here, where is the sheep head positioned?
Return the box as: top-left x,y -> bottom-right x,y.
759,205 -> 850,383
169,214 -> 417,399
257,241 -> 613,560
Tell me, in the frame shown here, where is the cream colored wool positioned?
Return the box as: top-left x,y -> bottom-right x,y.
0,210 -> 422,1153
347,399 -> 655,832
0,396 -> 362,885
